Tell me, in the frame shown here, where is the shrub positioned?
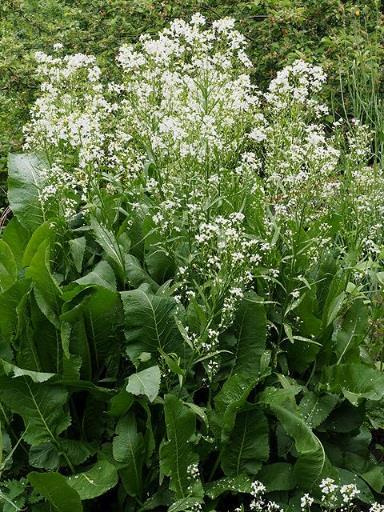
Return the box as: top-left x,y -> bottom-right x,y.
1,0 -> 383,207
0,14 -> 384,512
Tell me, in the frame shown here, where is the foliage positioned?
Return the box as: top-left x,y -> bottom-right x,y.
0,13 -> 384,512
1,0 -> 383,207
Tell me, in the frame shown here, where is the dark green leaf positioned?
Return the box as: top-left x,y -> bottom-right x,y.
0,377 -> 70,446
221,408 -> 269,476
324,364 -> 384,405
28,472 -> 82,512
160,394 -> 198,499
121,288 -> 180,362
0,240 -> 17,293
232,292 -> 266,376
113,413 -> 144,497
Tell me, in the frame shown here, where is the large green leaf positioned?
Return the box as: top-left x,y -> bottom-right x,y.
0,280 -> 30,341
22,222 -> 53,268
1,217 -> 29,267
160,394 -> 198,499
259,463 -> 296,491
61,285 -> 122,374
221,408 -> 269,476
69,237 -> 86,274
121,288 -> 180,362
126,365 -> 161,403
332,300 -> 368,364
231,292 -> 266,376
168,497 -> 203,512
28,472 -> 82,512
67,460 -> 118,500
324,363 -> 384,405
298,390 -> 338,429
262,389 -> 325,489
90,217 -> 125,282
0,240 -> 17,293
125,254 -> 158,291
25,237 -> 62,328
113,413 -> 144,497
73,261 -> 116,293
205,475 -> 253,499
7,153 -> 47,231
214,371 -> 267,440
0,377 -> 70,446
0,360 -> 55,383
29,440 -> 94,470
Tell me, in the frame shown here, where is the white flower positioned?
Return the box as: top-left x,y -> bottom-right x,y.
370,503 -> 384,512
300,493 -> 314,509
340,483 -> 359,503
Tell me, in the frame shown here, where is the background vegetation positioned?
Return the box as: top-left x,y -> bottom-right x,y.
1,2 -> 384,511
1,0 -> 383,208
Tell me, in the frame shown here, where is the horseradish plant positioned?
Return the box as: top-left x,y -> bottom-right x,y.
1,14 -> 384,512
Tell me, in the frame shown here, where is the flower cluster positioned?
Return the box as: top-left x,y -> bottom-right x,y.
248,481 -> 283,512
23,14 -> 380,385
301,479 -> 360,511
24,49 -> 114,216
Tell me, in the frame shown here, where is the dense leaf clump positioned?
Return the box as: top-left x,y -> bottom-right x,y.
1,0 -> 383,206
0,14 -> 384,512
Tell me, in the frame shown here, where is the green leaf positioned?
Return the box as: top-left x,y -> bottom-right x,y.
160,394 -> 198,499
262,389 -> 325,488
232,292 -> 266,376
22,222 -> 53,268
221,408 -> 269,476
0,240 -> 17,293
7,153 -> 47,231
333,300 -> 368,364
205,474 -> 253,499
67,460 -> 118,500
28,439 -> 94,470
125,254 -> 158,290
28,472 -> 82,512
337,468 -> 374,504
121,288 -> 180,362
90,217 -> 125,282
259,463 -> 296,491
69,237 -> 86,274
0,377 -> 70,446
0,280 -> 30,341
113,413 -> 144,497
168,497 -> 203,512
298,391 -> 338,429
74,260 -> 116,292
1,217 -> 29,267
0,360 -> 55,383
324,364 -> 384,405
29,443 -> 60,470
324,291 -> 346,327
109,389 -> 134,417
126,365 -> 161,403
215,372 -> 265,440
25,237 -> 62,328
